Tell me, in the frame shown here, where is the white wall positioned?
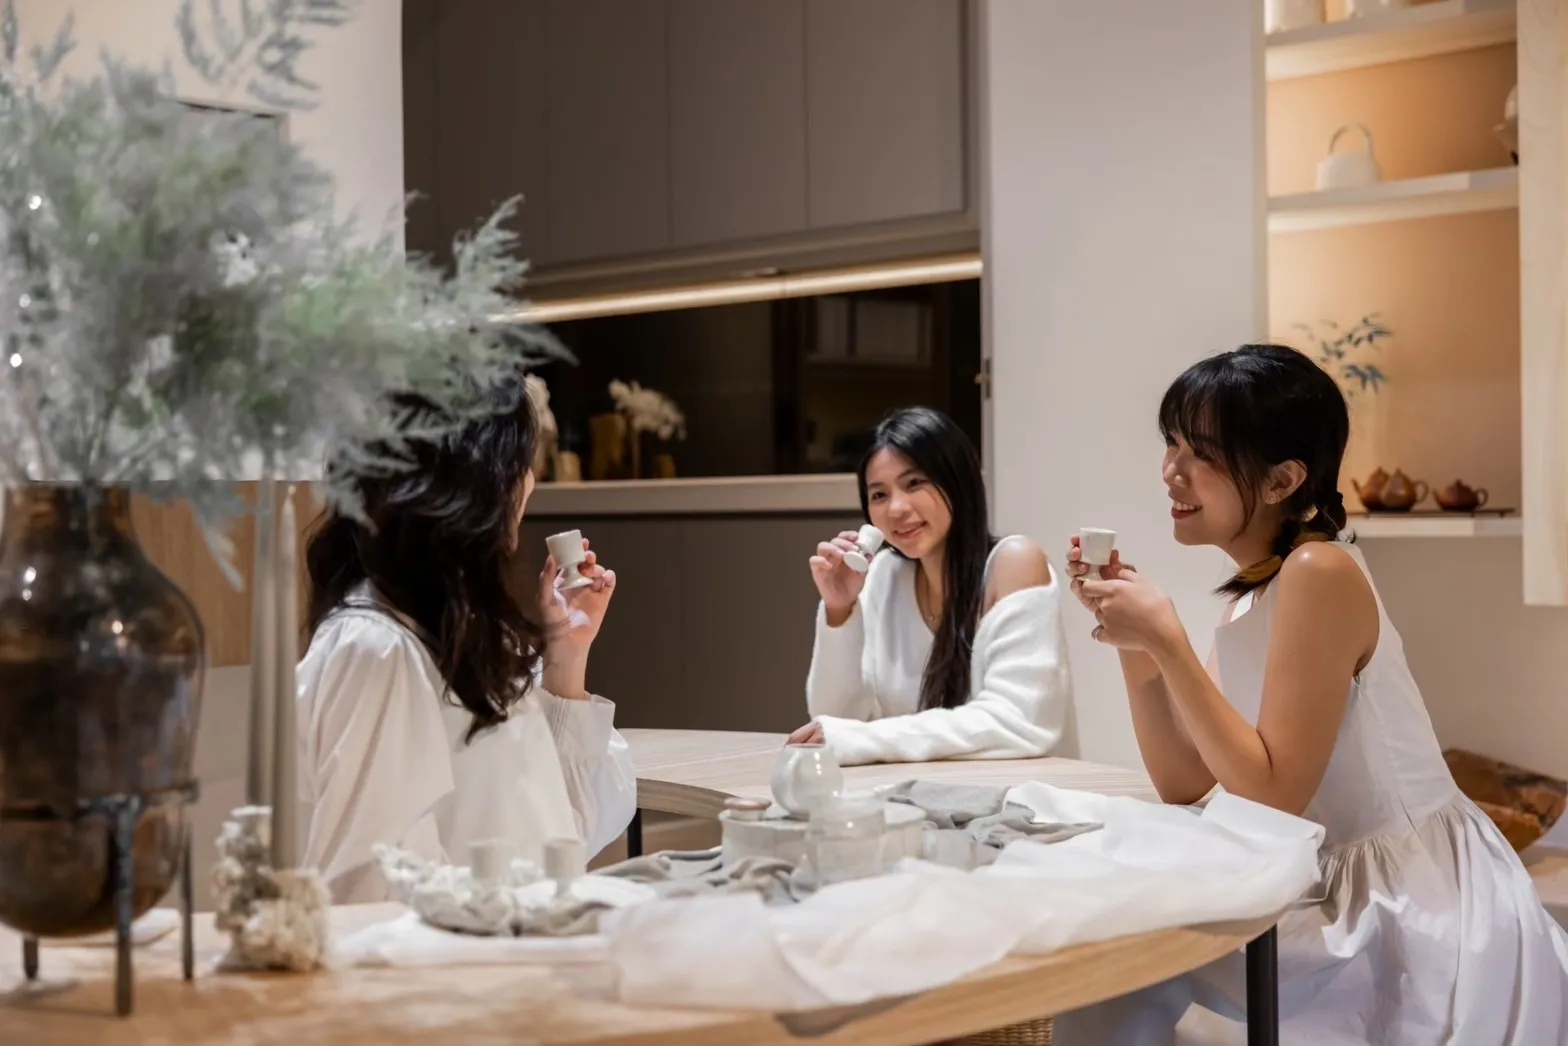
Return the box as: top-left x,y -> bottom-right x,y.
981,0 -> 1265,767
14,0 -> 404,239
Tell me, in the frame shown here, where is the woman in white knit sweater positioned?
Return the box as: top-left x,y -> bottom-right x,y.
791,407 -> 1073,766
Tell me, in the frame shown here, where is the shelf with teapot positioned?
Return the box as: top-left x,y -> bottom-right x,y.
1269,164 -> 1518,233
1348,513 -> 1522,539
1266,0 -> 1515,82
1344,469 -> 1519,538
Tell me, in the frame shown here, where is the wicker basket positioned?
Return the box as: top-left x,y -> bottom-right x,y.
955,1016 -> 1053,1045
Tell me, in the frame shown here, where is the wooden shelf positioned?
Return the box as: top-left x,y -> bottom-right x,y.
1348,513 -> 1521,538
1266,0 -> 1516,81
1268,167 -> 1518,232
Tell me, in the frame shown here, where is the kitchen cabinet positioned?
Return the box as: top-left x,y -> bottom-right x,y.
404,0 -> 974,292
805,0 -> 967,229
541,0 -> 672,265
668,0 -> 808,248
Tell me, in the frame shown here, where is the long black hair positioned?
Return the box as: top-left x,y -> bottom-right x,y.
858,407 -> 995,712
1159,344 -> 1349,597
305,377 -> 543,743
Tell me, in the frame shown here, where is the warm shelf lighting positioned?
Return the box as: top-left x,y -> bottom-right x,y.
494,253 -> 983,325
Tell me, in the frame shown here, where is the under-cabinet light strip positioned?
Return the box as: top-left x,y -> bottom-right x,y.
494,253 -> 983,325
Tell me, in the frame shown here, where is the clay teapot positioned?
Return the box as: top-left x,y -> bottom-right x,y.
1351,467 -> 1390,509
1375,469 -> 1429,512
1435,479 -> 1490,513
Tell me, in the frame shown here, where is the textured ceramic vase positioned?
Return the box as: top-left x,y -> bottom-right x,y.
772,742 -> 843,817
0,485 -> 204,937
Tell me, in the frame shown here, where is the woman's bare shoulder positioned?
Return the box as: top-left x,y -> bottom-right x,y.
986,535 -> 1053,609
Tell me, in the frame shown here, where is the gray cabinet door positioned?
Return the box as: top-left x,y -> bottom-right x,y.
668,0 -> 809,249
403,0 -> 550,265
805,0 -> 967,229
542,0 -> 672,265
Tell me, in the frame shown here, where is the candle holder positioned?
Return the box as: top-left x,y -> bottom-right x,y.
10,781 -> 200,1017
212,805 -> 331,973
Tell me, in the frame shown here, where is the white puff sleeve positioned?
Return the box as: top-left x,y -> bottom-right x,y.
298,614 -> 455,903
534,689 -> 638,856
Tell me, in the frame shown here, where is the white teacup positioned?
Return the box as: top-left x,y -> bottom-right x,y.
545,529 -> 593,590
1079,528 -> 1117,573
469,837 -> 516,886
843,524 -> 886,574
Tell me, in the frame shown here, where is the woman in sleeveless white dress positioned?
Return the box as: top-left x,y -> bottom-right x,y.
791,407 -> 1071,765
1062,346 -> 1568,1044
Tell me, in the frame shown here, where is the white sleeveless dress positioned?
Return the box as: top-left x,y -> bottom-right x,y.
1055,543 -> 1568,1045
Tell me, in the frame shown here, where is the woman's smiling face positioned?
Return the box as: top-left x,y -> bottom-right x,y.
863,448 -> 952,559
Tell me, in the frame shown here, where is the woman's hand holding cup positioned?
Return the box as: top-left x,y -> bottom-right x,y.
810,531 -> 868,625
1067,531 -> 1130,613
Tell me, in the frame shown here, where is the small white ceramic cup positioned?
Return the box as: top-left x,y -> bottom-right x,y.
1078,528 -> 1117,573
543,837 -> 588,897
545,529 -> 593,590
843,524 -> 886,574
469,837 -> 516,886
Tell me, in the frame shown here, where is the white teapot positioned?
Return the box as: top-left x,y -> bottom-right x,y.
1316,124 -> 1382,192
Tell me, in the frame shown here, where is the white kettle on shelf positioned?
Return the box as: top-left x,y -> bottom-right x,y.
1315,124 -> 1382,192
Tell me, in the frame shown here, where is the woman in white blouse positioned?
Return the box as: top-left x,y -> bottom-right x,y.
296,382 -> 636,903
791,407 -> 1072,765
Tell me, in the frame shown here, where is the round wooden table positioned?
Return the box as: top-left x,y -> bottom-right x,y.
0,730 -> 1283,1044
0,904 -> 1277,1046
623,728 -> 1281,1046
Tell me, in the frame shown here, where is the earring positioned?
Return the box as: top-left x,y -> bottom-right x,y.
1264,493 -> 1279,504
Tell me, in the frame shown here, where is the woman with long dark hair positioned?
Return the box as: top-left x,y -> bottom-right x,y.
1057,345 -> 1568,1043
791,406 -> 1071,765
296,379 -> 634,903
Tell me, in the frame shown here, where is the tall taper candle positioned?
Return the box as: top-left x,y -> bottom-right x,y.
270,485 -> 300,868
245,477 -> 277,807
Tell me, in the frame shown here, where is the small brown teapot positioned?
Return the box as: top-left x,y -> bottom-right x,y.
1375,469 -> 1429,512
1434,479 -> 1490,513
1351,467 -> 1391,510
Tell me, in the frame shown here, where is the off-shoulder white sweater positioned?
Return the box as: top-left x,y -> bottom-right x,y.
805,540 -> 1072,766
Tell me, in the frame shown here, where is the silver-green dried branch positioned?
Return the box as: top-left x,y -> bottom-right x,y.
0,0 -> 565,580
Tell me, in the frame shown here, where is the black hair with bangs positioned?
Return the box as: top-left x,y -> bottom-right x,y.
1159,344 -> 1349,597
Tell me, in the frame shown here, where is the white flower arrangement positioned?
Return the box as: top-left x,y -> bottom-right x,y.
525,374 -> 557,441
608,379 -> 686,442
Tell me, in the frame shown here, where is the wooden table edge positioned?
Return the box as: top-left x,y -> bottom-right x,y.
585,912 -> 1283,1046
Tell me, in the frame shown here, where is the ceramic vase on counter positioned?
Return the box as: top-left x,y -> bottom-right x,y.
772,743 -> 843,817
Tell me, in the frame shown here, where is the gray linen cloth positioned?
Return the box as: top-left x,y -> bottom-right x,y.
881,779 -> 1103,867
510,780 -> 1103,935
509,850 -> 805,935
